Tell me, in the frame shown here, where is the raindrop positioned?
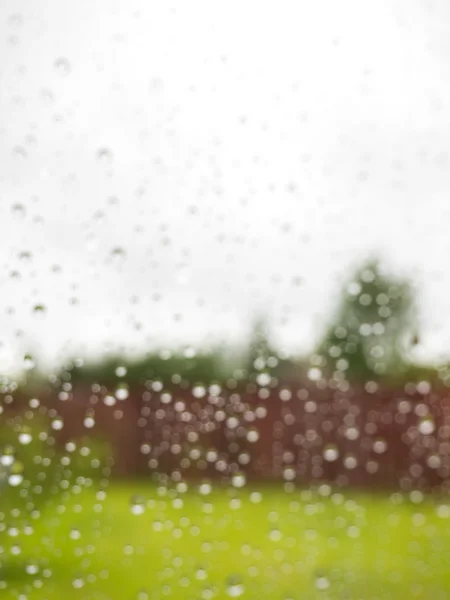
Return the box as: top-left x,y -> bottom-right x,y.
72,577 -> 85,589
41,88 -> 54,102
195,567 -> 208,580
18,250 -> 32,261
11,203 -> 26,216
8,13 -> 24,27
54,57 -> 71,76
104,395 -> 116,406
23,354 -> 35,370
344,427 -> 359,440
193,385 -> 206,398
8,473 -> 23,486
231,473 -> 246,488
202,585 -> 216,600
69,528 -> 81,540
111,246 -> 126,260
373,439 -> 388,454
18,432 -> 32,445
246,430 -> 259,442
130,495 -> 145,515
225,575 -> 245,597
269,528 -> 282,541
25,562 -> 39,575
12,145 -> 27,159
437,505 -> 450,519
1,454 -> 14,467
418,417 -> 435,435
344,455 -> 358,469
256,372 -> 271,386
249,492 -> 262,503
52,418 -> 64,431
427,454 -> 441,469
97,147 -> 114,164
33,304 -> 46,314
199,482 -> 212,495
323,445 -> 339,462
315,575 -> 330,590
116,387 -> 129,400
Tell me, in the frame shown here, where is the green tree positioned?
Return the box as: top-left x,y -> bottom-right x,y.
316,259 -> 417,381
244,317 -> 273,374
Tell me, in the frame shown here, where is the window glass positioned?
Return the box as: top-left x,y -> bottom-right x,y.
1,2 -> 450,598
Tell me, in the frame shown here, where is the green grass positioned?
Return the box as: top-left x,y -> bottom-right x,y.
1,482 -> 450,599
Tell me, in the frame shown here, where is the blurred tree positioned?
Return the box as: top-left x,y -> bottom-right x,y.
316,259 -> 418,381
246,317 -> 273,372
244,316 -> 296,383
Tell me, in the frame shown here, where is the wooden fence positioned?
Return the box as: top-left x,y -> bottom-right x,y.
3,380 -> 450,491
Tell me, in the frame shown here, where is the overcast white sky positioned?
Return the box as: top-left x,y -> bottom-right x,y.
0,0 -> 450,370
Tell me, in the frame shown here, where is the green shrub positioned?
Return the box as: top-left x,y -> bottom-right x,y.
0,410 -> 110,528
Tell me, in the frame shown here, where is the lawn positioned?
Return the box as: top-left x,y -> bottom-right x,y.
2,481 -> 450,599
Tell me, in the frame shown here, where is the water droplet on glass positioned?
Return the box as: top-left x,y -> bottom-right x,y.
249,491 -> 262,503
315,576 -> 330,590
83,416 -> 95,428
418,417 -> 435,435
52,418 -> 64,431
97,147 -> 113,164
25,562 -> 39,575
201,585 -> 216,600
12,145 -> 27,159
323,445 -> 339,462
33,304 -> 46,314
231,473 -> 246,488
23,354 -> 35,370
247,429 -> 259,442
54,57 -> 71,76
69,528 -> 81,540
437,505 -> 450,518
195,567 -> 207,580
11,203 -> 26,217
1,448 -> 15,467
104,395 -> 116,406
18,432 -> 32,445
225,575 -> 245,597
130,495 -> 145,515
8,473 -> 23,486
269,528 -> 282,541
199,482 -> 212,495
8,13 -> 24,28
115,387 -> 129,400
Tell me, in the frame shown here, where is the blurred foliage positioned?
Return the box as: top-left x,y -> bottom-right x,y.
63,349 -> 235,387
0,410 -> 110,529
61,321 -> 304,389
245,317 -> 275,372
316,259 -> 419,382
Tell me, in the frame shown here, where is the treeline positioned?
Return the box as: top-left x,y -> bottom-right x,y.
17,258 -> 449,392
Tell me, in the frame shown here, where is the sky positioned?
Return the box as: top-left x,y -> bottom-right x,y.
0,0 -> 450,370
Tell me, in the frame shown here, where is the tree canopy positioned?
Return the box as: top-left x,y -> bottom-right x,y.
316,259 -> 418,381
